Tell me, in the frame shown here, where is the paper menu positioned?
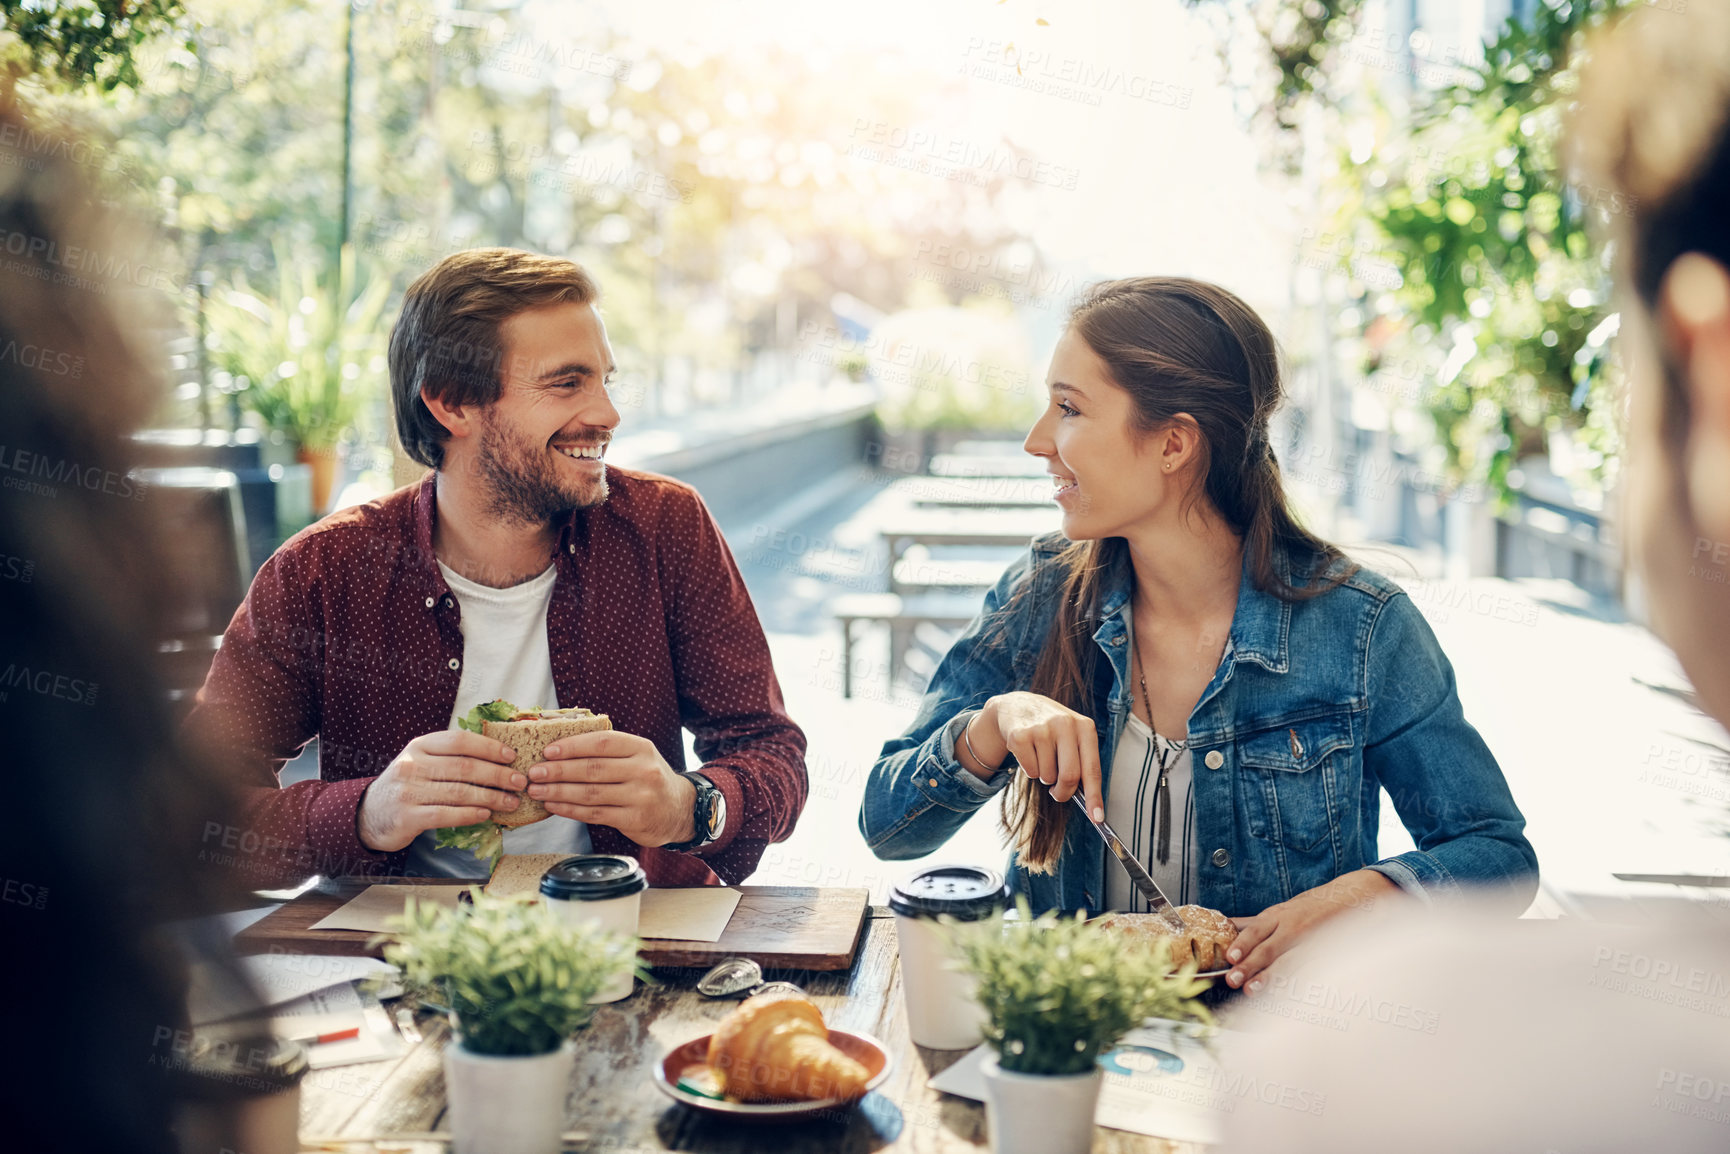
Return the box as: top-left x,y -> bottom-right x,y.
312,863 -> 745,942
307,883 -> 474,932
928,1021 -> 1239,1146
187,952 -> 399,1025
483,854 -> 743,942
270,982 -> 406,1070
637,888 -> 742,942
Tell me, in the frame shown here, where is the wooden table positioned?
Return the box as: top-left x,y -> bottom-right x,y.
878,509 -> 1060,587
239,879 -> 868,971
297,908 -> 1199,1153
830,592 -> 983,698
882,475 -> 1052,510
927,453 -> 1049,479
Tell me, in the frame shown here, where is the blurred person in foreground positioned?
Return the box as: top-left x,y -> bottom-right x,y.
185,248 -> 807,885
1223,4 -> 1730,1150
0,102 -> 275,1153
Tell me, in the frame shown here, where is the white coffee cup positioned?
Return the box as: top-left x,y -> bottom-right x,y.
890,865 -> 1010,1050
539,855 -> 648,1003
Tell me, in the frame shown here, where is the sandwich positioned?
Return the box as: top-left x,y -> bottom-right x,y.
433,699 -> 612,866
1096,904 -> 1240,971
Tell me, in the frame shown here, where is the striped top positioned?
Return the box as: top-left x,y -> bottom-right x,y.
1103,710 -> 1198,912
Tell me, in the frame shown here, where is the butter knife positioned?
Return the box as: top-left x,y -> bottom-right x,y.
1071,795 -> 1187,930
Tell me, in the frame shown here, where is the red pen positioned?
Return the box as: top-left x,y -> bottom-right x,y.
285,1026 -> 361,1046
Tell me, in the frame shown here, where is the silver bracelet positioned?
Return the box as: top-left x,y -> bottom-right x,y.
961,712 -> 997,772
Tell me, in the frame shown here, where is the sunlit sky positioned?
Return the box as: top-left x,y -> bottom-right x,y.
536,0 -> 1297,328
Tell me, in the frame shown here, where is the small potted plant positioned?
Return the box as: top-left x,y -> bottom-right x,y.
950,902 -> 1213,1154
381,893 -> 641,1154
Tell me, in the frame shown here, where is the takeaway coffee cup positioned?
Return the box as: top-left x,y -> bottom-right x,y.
540,854 -> 648,1003
890,864 -> 1011,1049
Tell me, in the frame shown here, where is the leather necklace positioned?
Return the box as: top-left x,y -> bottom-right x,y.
1129,597 -> 1185,868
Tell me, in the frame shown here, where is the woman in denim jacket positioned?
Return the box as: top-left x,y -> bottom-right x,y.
860,277 -> 1538,994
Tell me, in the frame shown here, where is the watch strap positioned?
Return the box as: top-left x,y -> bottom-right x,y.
663,772 -> 720,853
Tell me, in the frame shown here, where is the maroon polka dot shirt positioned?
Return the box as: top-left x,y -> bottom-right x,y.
186,469 -> 808,887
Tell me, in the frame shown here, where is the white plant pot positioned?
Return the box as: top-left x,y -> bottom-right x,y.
444,1038 -> 574,1154
980,1053 -> 1103,1154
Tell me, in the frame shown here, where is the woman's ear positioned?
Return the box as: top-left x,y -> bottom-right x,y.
1660,254 -> 1730,544
420,385 -> 474,440
1162,413 -> 1203,472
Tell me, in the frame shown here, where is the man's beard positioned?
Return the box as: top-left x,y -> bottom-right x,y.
474,408 -> 608,525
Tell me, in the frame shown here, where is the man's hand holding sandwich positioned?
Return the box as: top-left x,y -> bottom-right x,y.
354,729 -> 525,853
525,730 -> 699,847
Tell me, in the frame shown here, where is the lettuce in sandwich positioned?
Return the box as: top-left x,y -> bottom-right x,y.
433,699 -> 525,867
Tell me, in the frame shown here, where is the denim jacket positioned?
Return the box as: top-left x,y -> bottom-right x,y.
859,533 -> 1539,917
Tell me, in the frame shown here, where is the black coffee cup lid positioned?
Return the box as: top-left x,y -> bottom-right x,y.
889,865 -> 1010,921
540,854 -> 648,901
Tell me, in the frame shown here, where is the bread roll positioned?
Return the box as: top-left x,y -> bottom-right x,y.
1099,904 -> 1239,970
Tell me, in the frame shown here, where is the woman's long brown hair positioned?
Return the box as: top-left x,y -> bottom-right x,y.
1003,278 -> 1354,872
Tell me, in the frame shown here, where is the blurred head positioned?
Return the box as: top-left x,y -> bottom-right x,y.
389,248 -> 619,519
1573,2 -> 1730,725
0,100 -> 262,1151
1006,277 -> 1350,870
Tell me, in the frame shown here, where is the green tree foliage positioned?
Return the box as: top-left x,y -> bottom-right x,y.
1,0 -> 187,93
1343,1 -> 1631,498
22,0 -> 1034,434
1215,0 -> 1635,501
1255,0 -> 1366,130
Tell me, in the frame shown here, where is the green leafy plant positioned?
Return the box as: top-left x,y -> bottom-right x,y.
949,901 -> 1213,1076
381,893 -> 640,1057
1,0 -> 188,94
1345,0 -> 1632,501
205,241 -> 391,452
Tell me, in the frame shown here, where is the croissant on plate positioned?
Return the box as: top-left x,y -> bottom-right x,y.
704,991 -> 871,1103
1098,904 -> 1239,971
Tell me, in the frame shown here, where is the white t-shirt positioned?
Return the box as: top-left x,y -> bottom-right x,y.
404,561 -> 591,878
1103,612 -> 1201,912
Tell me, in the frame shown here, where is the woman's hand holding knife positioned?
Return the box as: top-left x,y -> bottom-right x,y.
957,692 -> 1105,821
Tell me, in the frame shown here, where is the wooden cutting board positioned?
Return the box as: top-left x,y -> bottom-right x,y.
232,878 -> 871,971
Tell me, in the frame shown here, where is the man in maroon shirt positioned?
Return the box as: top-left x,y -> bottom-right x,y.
188,248 -> 807,886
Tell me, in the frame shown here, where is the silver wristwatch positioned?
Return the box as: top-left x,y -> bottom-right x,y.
665,772 -> 726,852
